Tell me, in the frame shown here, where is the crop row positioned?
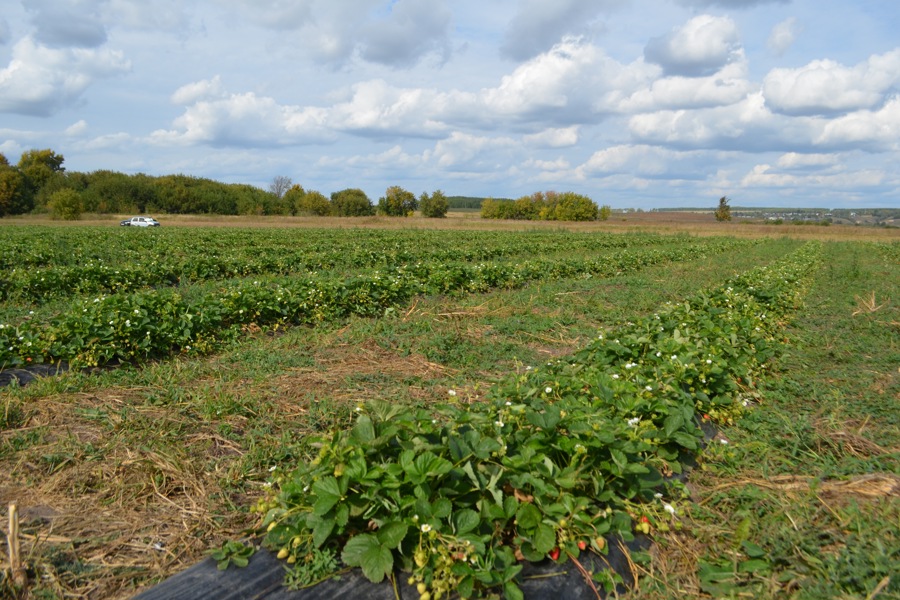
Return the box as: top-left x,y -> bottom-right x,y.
1,238 -> 752,369
252,241 -> 823,598
0,229 -> 681,304
0,227 -> 671,271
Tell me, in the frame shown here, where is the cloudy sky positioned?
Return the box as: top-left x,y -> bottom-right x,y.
2,0 -> 899,208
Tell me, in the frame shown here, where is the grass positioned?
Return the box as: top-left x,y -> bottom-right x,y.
0,226 -> 896,599
638,242 -> 899,599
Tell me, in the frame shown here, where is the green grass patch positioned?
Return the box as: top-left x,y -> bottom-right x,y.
641,241 -> 899,599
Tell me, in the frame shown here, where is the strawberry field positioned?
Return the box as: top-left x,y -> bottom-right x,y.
0,224 -> 897,600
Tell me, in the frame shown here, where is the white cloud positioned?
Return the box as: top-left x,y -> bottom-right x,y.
815,96 -> 900,150
617,59 -> 753,111
0,37 -> 130,116
776,152 -> 837,169
628,92 -> 786,150
741,163 -> 884,189
763,49 -> 900,115
644,15 -> 742,77
79,131 -> 132,150
149,92 -> 332,146
426,132 -> 516,169
767,17 -> 797,57
327,79 -> 450,137
171,76 -> 226,105
483,37 -> 653,123
523,126 -> 580,148
522,157 -> 570,171
581,145 -> 671,176
65,119 -> 89,136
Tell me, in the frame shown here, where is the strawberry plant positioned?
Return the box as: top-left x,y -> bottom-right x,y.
252,242 -> 822,598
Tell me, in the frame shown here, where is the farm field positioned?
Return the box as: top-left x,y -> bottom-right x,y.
0,222 -> 898,599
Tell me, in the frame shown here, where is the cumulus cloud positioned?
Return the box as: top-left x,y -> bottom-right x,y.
149,92 -> 332,147
483,37 -> 656,124
776,152 -> 838,169
578,144 -> 712,181
627,91 -> 811,152
0,37 -> 131,116
426,132 -> 516,169
500,0 -> 612,61
763,49 -> 900,115
523,126 -> 580,148
644,15 -> 742,77
65,119 -> 89,136
617,59 -> 753,111
767,17 -> 797,57
815,96 -> 900,150
171,76 -> 226,105
741,163 -> 884,189
327,79 -> 451,137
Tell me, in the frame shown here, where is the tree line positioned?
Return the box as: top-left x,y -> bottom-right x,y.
0,149 -> 449,220
481,191 -> 611,222
1,148 -> 609,222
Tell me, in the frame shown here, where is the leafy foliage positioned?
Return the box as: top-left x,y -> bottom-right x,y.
419,190 -> 449,218
481,191 -> 599,221
0,228 -> 751,369
253,242 -> 822,598
715,196 -> 732,222
48,189 -> 83,220
377,186 -> 418,217
330,188 -> 375,217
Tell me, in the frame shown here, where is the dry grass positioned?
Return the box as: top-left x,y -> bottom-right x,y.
3,211 -> 899,241
0,336 -> 470,599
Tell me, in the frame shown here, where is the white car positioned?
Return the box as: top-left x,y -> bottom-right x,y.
120,216 -> 161,227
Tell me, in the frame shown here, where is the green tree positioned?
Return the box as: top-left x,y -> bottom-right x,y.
419,190 -> 449,218
48,188 -> 83,220
715,196 -> 732,222
598,204 -> 612,221
551,192 -> 598,221
377,186 -> 417,216
18,148 -> 66,211
331,188 -> 374,217
0,167 -> 27,217
288,184 -> 331,216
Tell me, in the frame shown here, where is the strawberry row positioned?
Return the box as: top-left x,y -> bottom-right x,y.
1,238 -> 750,369
253,241 -> 823,597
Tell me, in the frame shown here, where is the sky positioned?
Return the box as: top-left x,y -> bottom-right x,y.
1,0 -> 899,209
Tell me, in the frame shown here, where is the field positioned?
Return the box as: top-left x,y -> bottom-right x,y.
0,216 -> 897,600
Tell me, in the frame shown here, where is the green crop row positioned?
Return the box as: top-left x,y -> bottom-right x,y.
0,227 -> 670,271
0,239 -> 751,369
250,241 -> 822,599
0,228 -> 679,304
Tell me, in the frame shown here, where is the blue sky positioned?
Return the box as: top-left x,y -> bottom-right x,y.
1,0 -> 899,208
